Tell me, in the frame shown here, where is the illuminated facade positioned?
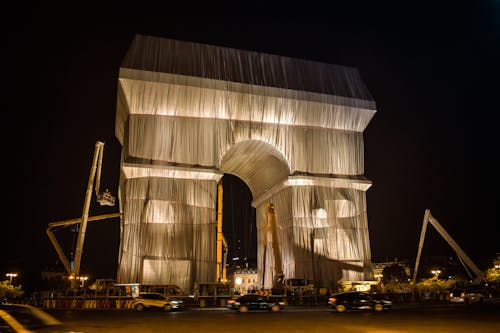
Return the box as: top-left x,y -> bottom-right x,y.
115,35 -> 377,291
233,268 -> 259,295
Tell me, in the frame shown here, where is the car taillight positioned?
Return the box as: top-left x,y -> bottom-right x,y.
329,297 -> 337,303
227,299 -> 235,304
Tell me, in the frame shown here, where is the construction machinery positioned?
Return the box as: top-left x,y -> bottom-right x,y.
412,209 -> 485,285
192,181 -> 232,307
262,203 -> 285,292
216,182 -> 229,283
262,203 -> 316,296
46,141 -> 121,283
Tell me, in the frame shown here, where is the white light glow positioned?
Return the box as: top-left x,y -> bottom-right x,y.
284,178 -> 314,186
123,165 -> 222,181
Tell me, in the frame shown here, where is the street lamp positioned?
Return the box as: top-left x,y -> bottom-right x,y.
68,275 -> 88,288
431,270 -> 441,278
235,277 -> 242,293
6,273 -> 17,285
79,276 -> 88,288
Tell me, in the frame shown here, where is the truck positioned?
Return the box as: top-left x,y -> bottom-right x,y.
282,278 -> 316,296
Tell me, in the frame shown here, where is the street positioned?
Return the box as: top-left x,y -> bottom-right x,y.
47,302 -> 500,333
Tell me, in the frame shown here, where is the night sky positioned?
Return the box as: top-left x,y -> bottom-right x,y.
4,5 -> 498,290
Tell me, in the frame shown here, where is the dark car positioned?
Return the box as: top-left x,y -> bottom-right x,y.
0,304 -> 74,332
328,291 -> 392,312
226,294 -> 285,312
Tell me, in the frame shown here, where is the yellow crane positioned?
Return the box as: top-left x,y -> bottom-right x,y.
216,181 -> 228,283
263,203 -> 285,289
262,203 -> 316,298
46,141 -> 121,282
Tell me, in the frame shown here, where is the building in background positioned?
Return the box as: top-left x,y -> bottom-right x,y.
233,268 -> 258,295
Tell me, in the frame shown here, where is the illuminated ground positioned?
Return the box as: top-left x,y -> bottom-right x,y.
49,302 -> 500,333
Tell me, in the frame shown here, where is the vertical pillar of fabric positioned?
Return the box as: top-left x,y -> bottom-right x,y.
116,175 -> 218,291
255,180 -> 372,290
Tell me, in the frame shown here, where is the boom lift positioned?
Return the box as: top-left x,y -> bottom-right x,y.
46,141 -> 121,282
412,209 -> 485,285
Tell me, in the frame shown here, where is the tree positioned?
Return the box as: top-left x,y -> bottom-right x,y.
484,268 -> 500,297
0,280 -> 24,300
485,268 -> 500,285
381,264 -> 408,284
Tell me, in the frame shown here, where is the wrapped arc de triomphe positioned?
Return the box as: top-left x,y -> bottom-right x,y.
115,34 -> 377,292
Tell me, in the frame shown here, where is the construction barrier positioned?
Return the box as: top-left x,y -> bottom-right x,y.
257,290 -> 272,296
82,300 -> 96,309
115,299 -> 135,310
41,297 -> 135,310
43,299 -> 56,309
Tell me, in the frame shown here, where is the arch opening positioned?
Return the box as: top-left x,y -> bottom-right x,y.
220,140 -> 291,198
221,174 -> 257,270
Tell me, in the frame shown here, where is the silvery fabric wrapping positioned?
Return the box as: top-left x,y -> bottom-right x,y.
115,35 -> 376,291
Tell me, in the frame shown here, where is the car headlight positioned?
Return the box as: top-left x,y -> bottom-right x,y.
171,300 -> 179,304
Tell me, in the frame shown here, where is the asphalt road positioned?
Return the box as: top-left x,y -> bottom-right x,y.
48,302 -> 500,333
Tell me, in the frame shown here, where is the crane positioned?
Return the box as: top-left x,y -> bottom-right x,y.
263,203 -> 285,289
216,181 -> 229,283
412,209 -> 485,285
46,141 -> 121,283
261,203 -> 316,298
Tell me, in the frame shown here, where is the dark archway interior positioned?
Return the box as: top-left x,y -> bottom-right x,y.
221,174 -> 257,268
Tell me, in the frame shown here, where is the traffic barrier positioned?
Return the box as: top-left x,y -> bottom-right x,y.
83,300 -> 97,309
44,299 -> 56,308
41,297 -> 134,310
116,299 -> 134,310
97,299 -> 112,309
257,290 -> 271,296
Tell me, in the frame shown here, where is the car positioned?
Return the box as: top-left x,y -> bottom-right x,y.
133,292 -> 183,311
226,294 -> 285,313
328,291 -> 392,312
0,303 -> 74,332
449,287 -> 486,304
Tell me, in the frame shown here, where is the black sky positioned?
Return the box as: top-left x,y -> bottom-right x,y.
4,5 -> 499,290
